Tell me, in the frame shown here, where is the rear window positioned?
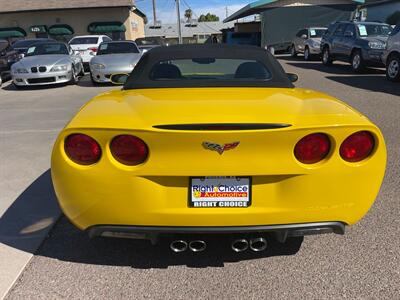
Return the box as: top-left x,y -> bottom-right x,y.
69,37 -> 99,45
149,58 -> 271,81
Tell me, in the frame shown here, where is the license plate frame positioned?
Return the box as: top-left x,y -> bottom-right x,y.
189,176 -> 252,208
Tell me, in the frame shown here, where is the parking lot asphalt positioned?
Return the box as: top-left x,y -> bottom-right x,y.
2,57 -> 400,299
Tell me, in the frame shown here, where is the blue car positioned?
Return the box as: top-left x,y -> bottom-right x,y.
320,21 -> 392,72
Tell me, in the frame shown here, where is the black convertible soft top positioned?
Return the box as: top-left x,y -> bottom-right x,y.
123,44 -> 294,90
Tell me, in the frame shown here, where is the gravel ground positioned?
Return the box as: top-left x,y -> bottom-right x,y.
5,57 -> 400,300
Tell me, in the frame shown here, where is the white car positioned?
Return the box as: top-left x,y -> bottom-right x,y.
383,23 -> 400,82
69,35 -> 112,69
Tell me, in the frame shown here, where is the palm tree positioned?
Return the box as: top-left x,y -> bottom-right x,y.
184,9 -> 193,23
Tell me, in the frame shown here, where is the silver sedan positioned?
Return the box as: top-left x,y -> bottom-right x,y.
11,42 -> 83,88
89,41 -> 141,84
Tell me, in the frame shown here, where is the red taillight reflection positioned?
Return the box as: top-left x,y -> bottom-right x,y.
110,135 -> 149,166
294,133 -> 331,164
65,134 -> 101,165
340,131 -> 375,162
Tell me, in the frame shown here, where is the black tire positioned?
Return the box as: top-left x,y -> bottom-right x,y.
78,63 -> 85,77
290,45 -> 297,57
322,47 -> 333,66
69,66 -> 78,85
386,53 -> 400,82
304,47 -> 311,61
90,72 -> 100,86
351,50 -> 365,73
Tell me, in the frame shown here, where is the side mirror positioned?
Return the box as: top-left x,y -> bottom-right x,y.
110,73 -> 129,85
301,34 -> 308,39
287,73 -> 298,83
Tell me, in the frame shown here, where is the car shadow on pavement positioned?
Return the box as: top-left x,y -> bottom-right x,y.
77,75 -> 116,88
286,62 -> 385,75
0,170 -> 60,254
326,75 -> 400,97
1,82 -> 66,91
0,170 -> 303,268
36,216 -> 304,268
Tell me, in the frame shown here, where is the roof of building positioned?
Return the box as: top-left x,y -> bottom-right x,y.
360,0 -> 398,7
0,0 -> 134,13
145,21 -> 235,38
224,0 -> 365,23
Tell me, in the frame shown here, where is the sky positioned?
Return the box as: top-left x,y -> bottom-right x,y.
135,0 -> 251,24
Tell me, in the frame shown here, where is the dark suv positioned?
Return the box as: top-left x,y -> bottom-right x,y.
0,39 -> 20,86
320,21 -> 392,72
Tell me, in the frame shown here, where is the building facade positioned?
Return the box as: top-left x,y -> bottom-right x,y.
0,0 -> 146,41
145,21 -> 235,44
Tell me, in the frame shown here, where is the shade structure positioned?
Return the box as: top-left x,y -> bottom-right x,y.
88,22 -> 126,33
224,0 -> 365,22
48,24 -> 74,36
0,27 -> 26,38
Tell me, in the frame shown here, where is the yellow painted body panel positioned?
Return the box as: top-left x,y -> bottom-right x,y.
51,88 -> 386,230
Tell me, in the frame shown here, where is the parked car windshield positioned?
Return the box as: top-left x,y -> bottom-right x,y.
69,37 -> 99,45
135,37 -> 165,46
13,39 -> 47,48
149,58 -> 271,81
309,29 -> 326,37
356,24 -> 391,37
97,42 -> 140,55
26,43 -> 69,56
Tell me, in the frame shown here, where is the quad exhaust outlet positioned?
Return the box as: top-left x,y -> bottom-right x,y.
170,240 -> 207,253
231,238 -> 267,252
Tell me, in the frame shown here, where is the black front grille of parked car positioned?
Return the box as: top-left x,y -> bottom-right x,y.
39,66 -> 47,73
31,67 -> 38,73
27,77 -> 56,84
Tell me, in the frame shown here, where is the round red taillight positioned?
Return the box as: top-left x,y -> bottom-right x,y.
110,135 -> 149,166
340,131 -> 375,162
294,133 -> 331,164
65,134 -> 101,165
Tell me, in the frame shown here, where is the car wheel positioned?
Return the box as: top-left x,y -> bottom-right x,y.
351,50 -> 364,73
69,66 -> 78,85
78,63 -> 85,77
290,45 -> 297,57
304,47 -> 311,61
322,47 -> 332,66
386,54 -> 400,82
90,72 -> 100,86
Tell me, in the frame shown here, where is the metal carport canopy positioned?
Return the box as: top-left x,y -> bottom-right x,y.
223,0 -> 365,22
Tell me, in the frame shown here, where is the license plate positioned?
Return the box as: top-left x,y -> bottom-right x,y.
189,177 -> 251,208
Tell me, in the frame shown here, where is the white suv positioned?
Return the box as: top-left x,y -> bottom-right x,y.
69,35 -> 112,69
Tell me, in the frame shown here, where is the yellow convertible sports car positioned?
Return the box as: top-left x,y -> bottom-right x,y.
52,44 -> 386,253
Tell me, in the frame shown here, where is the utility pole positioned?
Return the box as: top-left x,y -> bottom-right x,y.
152,0 -> 157,27
176,0 -> 183,44
226,6 -> 228,19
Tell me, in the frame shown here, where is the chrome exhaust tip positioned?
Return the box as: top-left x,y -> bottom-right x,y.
189,240 -> 207,252
170,240 -> 188,253
231,239 -> 249,252
249,237 -> 267,252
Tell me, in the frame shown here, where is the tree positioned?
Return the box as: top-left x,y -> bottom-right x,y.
184,9 -> 193,22
386,11 -> 400,25
198,13 -> 220,22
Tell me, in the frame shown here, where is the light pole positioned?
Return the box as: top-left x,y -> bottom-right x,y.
176,0 -> 183,44
152,0 -> 157,27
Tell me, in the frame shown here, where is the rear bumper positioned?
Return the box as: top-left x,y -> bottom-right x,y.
88,222 -> 345,242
